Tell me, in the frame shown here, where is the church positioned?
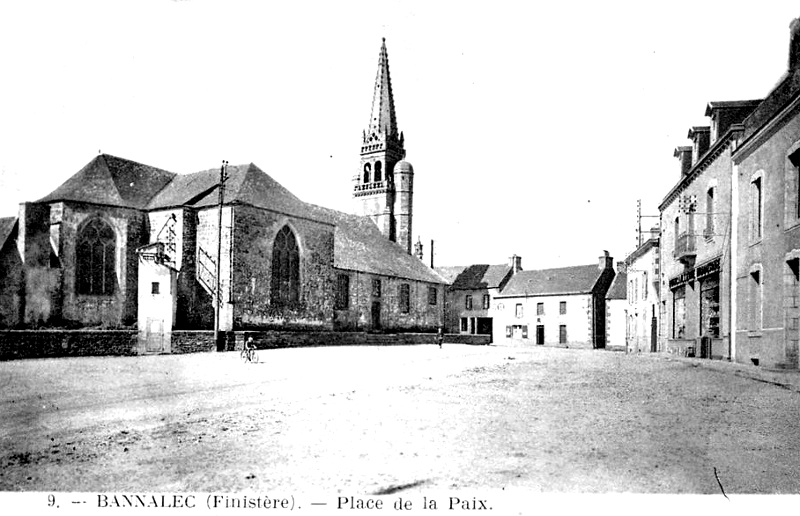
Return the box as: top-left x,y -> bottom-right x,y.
0,40 -> 446,351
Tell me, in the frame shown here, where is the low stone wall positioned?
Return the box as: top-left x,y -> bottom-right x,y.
0,330 -> 138,360
0,329 -> 442,360
442,334 -> 491,346
236,331 -> 438,350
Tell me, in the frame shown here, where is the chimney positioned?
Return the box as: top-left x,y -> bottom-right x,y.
509,254 -> 522,274
598,250 -> 612,270
790,17 -> 800,70
688,126 -> 710,164
414,237 -> 423,261
674,146 -> 692,177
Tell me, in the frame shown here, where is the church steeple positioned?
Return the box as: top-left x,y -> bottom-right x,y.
354,38 -> 414,254
367,38 -> 398,139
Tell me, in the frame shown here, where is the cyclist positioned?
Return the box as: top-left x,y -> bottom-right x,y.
242,337 -> 258,363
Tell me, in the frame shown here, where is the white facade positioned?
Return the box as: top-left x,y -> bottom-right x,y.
494,294 -> 595,348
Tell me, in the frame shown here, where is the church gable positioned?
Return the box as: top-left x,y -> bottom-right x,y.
38,154 -> 176,209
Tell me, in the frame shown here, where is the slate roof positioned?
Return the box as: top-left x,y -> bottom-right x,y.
305,204 -> 446,284
0,217 -> 17,249
146,163 -> 325,222
445,264 -> 512,290
38,154 -> 176,209
606,271 -> 627,300
496,264 -> 604,298
435,266 -> 468,284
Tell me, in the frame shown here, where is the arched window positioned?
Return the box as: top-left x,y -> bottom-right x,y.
363,163 -> 371,184
374,161 -> 383,182
271,225 -> 300,306
76,218 -> 116,295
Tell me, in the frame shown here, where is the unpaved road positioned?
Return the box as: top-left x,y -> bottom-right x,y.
2,344 -> 800,495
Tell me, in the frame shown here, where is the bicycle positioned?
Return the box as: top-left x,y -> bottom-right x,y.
240,346 -> 259,364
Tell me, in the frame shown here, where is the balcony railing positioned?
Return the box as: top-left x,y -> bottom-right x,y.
673,232 -> 696,262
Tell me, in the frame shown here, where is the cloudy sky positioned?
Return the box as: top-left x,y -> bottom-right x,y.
0,0 -> 798,270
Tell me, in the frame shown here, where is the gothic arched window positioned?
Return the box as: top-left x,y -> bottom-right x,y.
374,161 -> 383,182
76,218 -> 116,295
271,225 -> 300,306
363,163 -> 371,184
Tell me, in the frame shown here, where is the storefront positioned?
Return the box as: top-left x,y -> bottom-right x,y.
667,257 -> 723,358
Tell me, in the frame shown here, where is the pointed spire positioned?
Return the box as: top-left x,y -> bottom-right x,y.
367,38 -> 398,138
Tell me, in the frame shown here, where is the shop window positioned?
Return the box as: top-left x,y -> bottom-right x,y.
672,285 -> 686,339
700,275 -> 720,338
462,318 -> 469,333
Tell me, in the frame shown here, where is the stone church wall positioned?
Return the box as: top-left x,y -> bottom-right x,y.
0,231 -> 23,328
333,270 -> 443,332
54,203 -> 145,327
228,205 -> 336,330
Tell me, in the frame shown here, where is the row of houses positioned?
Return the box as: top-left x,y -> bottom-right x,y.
438,252 -> 618,349
620,17 -> 800,369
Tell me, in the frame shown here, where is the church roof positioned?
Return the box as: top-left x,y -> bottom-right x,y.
38,154 -> 176,209
445,264 -> 512,290
367,38 -> 398,138
497,264 -> 605,298
146,163 -> 324,221
306,204 -> 446,285
606,271 -> 628,300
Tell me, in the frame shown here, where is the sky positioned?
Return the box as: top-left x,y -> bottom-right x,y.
0,0 -> 798,270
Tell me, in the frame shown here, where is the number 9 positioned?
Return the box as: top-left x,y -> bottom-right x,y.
48,494 -> 56,507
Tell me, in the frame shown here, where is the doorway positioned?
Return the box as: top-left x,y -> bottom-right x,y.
536,325 -> 545,345
371,301 -> 381,330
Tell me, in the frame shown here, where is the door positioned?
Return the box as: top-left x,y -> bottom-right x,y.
371,301 -> 381,330
536,325 -> 545,345
145,318 -> 164,353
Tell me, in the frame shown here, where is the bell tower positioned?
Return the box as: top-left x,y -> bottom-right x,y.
353,38 -> 414,254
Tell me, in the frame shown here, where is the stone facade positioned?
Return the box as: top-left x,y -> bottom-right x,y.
659,103 -> 754,360
333,270 -> 443,332
733,64 -> 800,367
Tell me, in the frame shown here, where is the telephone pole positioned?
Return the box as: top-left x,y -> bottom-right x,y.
214,160 -> 229,351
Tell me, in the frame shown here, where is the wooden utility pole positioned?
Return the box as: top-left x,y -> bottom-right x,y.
214,160 -> 228,351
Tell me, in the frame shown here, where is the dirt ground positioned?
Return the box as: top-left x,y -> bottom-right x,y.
2,344 -> 800,499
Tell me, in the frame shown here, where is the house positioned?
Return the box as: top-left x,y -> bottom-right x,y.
623,234 -> 660,354
492,251 -> 616,348
437,256 -> 519,337
732,17 -> 800,368
659,98 -> 759,360
0,40 -> 447,351
605,263 -> 627,352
